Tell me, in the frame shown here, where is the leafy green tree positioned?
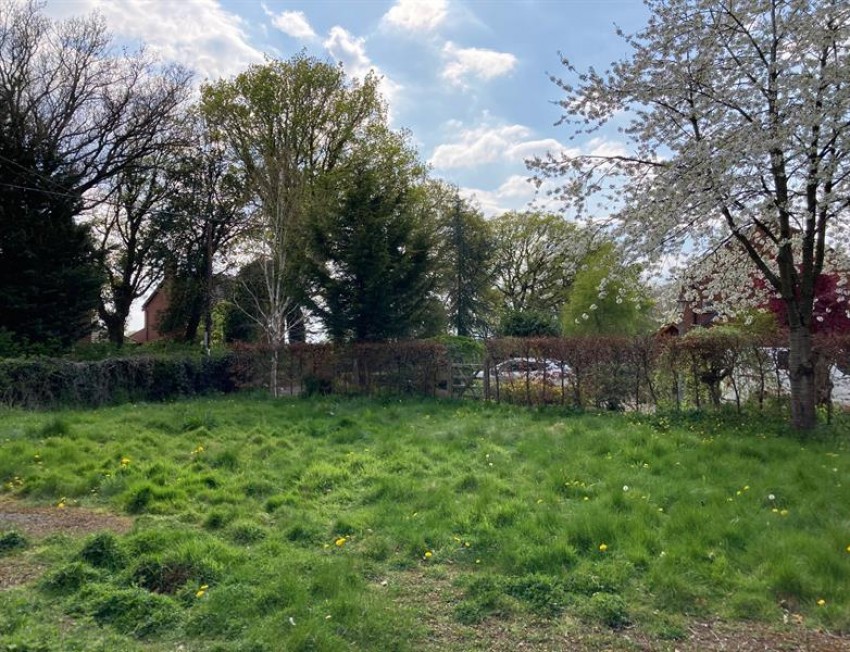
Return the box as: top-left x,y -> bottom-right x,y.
562,243 -> 653,336
490,211 -> 592,323
200,54 -> 384,346
156,120 -> 249,345
497,310 -> 560,337
303,134 -> 435,342
201,54 -> 383,391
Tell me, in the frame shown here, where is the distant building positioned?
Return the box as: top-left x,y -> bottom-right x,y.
129,283 -> 171,344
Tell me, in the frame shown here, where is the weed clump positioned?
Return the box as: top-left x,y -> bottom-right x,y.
0,530 -> 28,555
578,592 -> 630,629
75,584 -> 182,637
79,532 -> 126,570
40,561 -> 103,594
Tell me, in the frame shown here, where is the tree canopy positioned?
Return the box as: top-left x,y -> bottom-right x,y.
532,0 -> 850,429
303,133 -> 435,342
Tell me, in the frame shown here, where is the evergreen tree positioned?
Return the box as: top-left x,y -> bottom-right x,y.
304,137 -> 435,342
436,193 -> 494,337
0,138 -> 101,351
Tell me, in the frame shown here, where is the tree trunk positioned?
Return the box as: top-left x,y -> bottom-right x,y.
103,315 -> 125,347
98,304 -> 127,347
788,325 -> 817,431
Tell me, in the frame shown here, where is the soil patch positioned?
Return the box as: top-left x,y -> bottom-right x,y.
0,498 -> 132,590
0,499 -> 132,540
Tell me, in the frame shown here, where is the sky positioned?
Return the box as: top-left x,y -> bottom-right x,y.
45,0 -> 650,217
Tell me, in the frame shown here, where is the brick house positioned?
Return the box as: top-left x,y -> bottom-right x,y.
129,283 -> 171,344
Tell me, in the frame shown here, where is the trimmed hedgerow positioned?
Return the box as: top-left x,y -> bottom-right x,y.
0,353 -> 236,409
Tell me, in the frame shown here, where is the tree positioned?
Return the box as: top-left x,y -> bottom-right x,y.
490,211 -> 592,320
0,0 -> 190,351
156,119 -> 249,345
561,242 -> 653,336
201,55 -> 383,391
497,309 -> 560,337
532,0 -> 850,430
92,161 -> 170,346
303,133 -> 436,342
0,142 -> 102,351
430,185 -> 494,336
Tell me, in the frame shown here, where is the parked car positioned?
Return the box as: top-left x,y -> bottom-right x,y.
475,358 -> 571,384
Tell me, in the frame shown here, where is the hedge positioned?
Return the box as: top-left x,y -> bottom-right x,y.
0,353 -> 236,409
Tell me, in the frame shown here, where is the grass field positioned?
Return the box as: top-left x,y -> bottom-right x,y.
1,396 -> 849,651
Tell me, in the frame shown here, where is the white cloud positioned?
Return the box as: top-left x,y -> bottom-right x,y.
324,26 -> 372,77
323,26 -> 403,122
46,0 -> 264,81
382,0 -> 448,33
459,175 -> 540,217
429,122 -> 575,169
587,137 -> 630,158
267,8 -> 316,41
442,42 -> 517,87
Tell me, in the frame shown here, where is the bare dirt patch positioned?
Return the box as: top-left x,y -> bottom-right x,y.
0,499 -> 132,540
387,567 -> 850,652
0,498 -> 132,590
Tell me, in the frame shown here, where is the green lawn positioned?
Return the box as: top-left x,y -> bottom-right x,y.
1,396 -> 849,651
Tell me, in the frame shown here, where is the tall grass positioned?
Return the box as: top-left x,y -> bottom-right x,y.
1,397 -> 848,650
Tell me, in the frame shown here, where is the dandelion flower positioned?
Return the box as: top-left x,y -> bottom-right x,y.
599,543 -> 608,552
424,551 -> 433,560
335,537 -> 346,547
817,598 -> 826,606
768,494 -> 775,501
780,509 -> 789,516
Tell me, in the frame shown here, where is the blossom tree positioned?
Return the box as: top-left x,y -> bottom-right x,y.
531,0 -> 850,430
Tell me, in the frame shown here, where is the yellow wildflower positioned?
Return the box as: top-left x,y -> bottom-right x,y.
599,543 -> 608,552
424,551 -> 433,560
817,598 -> 826,606
335,537 -> 346,547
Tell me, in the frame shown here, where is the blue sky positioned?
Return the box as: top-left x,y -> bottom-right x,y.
46,0 -> 649,216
